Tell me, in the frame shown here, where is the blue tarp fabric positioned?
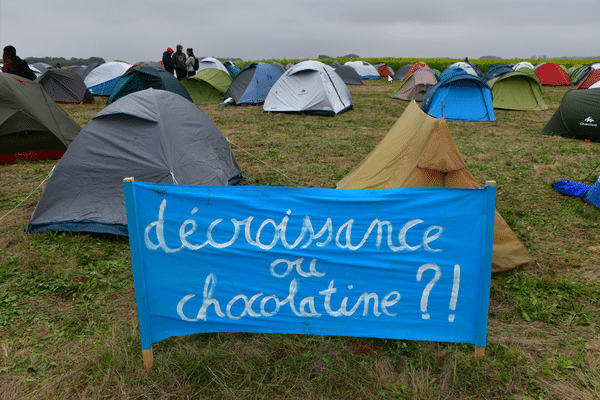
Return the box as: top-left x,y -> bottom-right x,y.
553,179 -> 591,197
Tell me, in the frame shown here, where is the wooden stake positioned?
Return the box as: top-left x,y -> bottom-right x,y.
474,347 -> 485,357
142,349 -> 154,369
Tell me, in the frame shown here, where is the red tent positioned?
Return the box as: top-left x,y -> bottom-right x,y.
577,69 -> 600,89
405,61 -> 430,78
534,63 -> 571,86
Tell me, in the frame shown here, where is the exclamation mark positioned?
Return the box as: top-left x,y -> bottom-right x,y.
448,264 -> 460,322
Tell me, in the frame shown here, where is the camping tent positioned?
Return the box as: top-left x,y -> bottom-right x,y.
534,62 -> 571,86
35,69 -> 94,104
344,61 -> 380,79
405,62 -> 431,78
539,88 -> 600,139
513,61 -> 535,71
181,68 -> 232,104
391,68 -> 439,101
332,64 -> 363,85
421,74 -> 495,121
224,62 -> 283,105
439,66 -> 470,81
447,62 -> 479,77
374,62 -> 395,77
263,60 -> 353,116
0,73 -> 82,163
576,64 -> 600,89
196,57 -> 228,74
336,101 -> 533,273
482,63 -> 514,81
487,71 -> 547,111
27,88 -> 243,236
106,65 -> 192,104
392,64 -> 413,80
84,61 -> 133,95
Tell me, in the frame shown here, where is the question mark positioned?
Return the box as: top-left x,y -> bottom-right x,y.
416,263 -> 441,320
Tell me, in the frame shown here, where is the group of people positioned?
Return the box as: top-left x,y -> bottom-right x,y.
162,45 -> 198,80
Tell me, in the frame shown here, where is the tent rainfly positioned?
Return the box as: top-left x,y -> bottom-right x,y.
539,88 -> 600,139
336,101 -> 533,273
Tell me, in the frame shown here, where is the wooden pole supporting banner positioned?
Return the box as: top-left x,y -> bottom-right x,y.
143,349 -> 154,369
474,347 -> 486,358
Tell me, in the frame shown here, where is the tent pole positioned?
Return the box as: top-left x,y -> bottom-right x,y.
580,160 -> 600,183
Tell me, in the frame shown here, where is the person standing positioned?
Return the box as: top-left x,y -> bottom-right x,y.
185,48 -> 197,77
2,45 -> 36,81
162,48 -> 175,75
172,45 -> 187,80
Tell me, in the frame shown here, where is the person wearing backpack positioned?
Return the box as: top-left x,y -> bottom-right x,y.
186,48 -> 198,77
172,45 -> 187,80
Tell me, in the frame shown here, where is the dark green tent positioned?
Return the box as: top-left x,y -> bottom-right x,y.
180,68 -> 232,104
0,73 -> 81,163
487,71 -> 547,111
540,88 -> 600,139
106,65 -> 192,105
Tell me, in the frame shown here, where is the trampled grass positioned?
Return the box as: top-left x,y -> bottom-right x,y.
1,77 -> 599,399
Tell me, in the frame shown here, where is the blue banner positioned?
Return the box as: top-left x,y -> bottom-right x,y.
124,181 -> 495,350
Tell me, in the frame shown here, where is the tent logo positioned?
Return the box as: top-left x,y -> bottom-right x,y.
581,116 -> 598,127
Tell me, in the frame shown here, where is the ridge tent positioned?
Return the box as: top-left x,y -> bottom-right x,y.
336,101 -> 533,273
534,62 -> 571,86
224,62 -> 283,105
181,68 -> 232,104
84,61 -> 133,95
106,65 -> 192,105
392,64 -> 413,80
374,62 -> 395,77
0,73 -> 82,164
263,60 -> 353,116
332,64 -> 363,85
391,68 -> 439,101
539,88 -> 600,139
422,74 -> 495,121
197,57 -> 228,74
487,71 -> 547,111
27,88 -> 243,236
35,69 -> 94,104
344,61 -> 380,79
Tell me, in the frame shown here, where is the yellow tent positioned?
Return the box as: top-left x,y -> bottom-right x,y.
336,101 -> 532,273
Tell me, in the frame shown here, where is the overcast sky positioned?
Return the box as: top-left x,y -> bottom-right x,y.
1,0 -> 598,64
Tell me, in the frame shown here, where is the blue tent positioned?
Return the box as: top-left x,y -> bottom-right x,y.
439,66 -> 469,81
224,62 -> 283,105
421,74 -> 496,121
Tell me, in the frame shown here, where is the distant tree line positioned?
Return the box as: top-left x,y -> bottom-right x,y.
24,56 -> 105,67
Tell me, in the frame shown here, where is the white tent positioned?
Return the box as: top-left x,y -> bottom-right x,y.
196,57 -> 228,73
449,61 -> 478,76
513,61 -> 535,71
343,61 -> 380,79
263,60 -> 353,116
83,61 -> 133,95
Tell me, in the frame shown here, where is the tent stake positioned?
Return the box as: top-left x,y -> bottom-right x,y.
143,349 -> 153,369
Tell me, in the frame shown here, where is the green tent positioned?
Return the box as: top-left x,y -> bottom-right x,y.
180,69 -> 232,104
515,67 -> 544,93
540,88 -> 600,139
487,71 -> 547,111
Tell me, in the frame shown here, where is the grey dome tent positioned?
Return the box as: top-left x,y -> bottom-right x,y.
27,88 -> 243,236
263,60 -> 353,116
0,73 -> 81,164
35,69 -> 94,104
332,64 -> 363,85
539,88 -> 600,139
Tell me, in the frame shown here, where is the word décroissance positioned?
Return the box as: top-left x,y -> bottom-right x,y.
144,199 -> 444,254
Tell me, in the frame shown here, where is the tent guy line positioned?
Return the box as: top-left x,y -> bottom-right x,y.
0,166 -> 55,223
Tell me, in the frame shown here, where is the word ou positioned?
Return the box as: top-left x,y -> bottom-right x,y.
145,200 -> 444,254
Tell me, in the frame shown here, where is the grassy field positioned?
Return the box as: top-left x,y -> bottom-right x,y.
1,78 -> 600,399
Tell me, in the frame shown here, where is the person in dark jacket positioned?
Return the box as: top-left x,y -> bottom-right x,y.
2,45 -> 36,80
172,45 -> 187,80
162,47 -> 175,75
